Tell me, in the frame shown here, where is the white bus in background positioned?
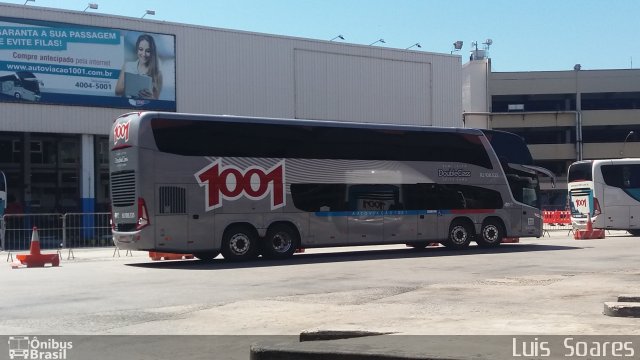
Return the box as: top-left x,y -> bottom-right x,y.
568,159 -> 640,235
0,71 -> 42,101
110,112 -> 551,261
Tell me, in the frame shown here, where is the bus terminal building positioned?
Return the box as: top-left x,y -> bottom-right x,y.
0,3 -> 461,214
2,2 -> 640,213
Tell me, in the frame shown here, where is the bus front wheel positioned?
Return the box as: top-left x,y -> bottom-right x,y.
477,219 -> 504,248
263,223 -> 299,259
444,220 -> 473,250
221,225 -> 259,261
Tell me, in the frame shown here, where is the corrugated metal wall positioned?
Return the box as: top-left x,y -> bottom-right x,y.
294,49 -> 432,125
0,3 -> 462,134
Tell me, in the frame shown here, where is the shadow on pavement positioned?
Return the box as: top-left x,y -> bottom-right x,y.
126,243 -> 582,270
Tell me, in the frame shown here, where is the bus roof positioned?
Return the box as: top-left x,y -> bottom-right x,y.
117,111 -> 486,136
571,158 -> 640,167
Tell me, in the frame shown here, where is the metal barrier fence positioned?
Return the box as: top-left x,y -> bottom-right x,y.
542,210 -> 574,236
1,212 -> 112,251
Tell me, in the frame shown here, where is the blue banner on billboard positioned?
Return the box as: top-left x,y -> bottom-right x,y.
0,17 -> 176,111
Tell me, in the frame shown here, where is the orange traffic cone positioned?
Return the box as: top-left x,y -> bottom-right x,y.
574,213 -> 605,240
586,214 -> 593,232
14,227 -> 60,268
28,226 -> 42,255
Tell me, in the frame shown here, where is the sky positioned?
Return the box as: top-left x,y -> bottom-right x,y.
2,0 -> 639,72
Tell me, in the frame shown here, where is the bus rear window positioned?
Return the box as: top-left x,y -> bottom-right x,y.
568,162 -> 593,182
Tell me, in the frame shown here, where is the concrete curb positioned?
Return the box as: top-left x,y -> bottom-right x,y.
250,344 -> 435,360
617,295 -> 640,302
249,333 -> 513,360
299,330 -> 393,342
603,295 -> 640,317
250,338 -> 471,360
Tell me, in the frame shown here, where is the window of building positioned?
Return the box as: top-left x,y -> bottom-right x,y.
582,126 -> 640,143
492,94 -> 576,112
59,141 -> 78,165
582,92 -> 640,110
495,127 -> 574,145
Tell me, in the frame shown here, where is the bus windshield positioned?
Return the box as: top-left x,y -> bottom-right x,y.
482,129 -> 551,208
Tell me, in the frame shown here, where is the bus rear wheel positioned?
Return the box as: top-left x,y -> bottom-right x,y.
221,225 -> 259,261
477,219 -> 504,248
263,224 -> 299,259
193,252 -> 220,261
444,220 -> 473,250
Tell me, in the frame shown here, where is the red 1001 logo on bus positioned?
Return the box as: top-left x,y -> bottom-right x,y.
113,120 -> 131,145
195,159 -> 285,211
575,199 -> 587,207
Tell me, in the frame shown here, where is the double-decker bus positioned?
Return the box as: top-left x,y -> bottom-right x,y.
568,159 -> 640,235
110,112 -> 549,261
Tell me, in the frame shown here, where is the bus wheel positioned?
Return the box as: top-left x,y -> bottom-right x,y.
477,219 -> 503,248
263,224 -> 299,259
193,252 -> 220,261
444,220 -> 473,250
221,225 -> 259,261
14,92 -> 21,100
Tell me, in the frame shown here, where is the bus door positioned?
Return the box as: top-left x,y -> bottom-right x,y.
346,185 -> 389,244
411,184 -> 439,241
381,186 -> 418,243
155,184 -> 189,251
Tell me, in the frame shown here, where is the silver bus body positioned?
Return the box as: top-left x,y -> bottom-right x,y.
110,112 -> 543,260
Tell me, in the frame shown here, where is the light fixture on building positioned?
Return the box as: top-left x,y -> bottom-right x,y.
142,10 -> 155,18
451,40 -> 463,54
573,64 -> 582,71
406,43 -> 421,50
330,35 -> 345,41
83,3 -> 98,11
23,0 -> 35,5
369,39 -> 385,46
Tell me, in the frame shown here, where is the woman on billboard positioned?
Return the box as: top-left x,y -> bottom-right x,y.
115,34 -> 163,99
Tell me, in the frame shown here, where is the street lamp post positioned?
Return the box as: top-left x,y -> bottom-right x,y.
574,64 -> 583,161
621,131 -> 635,157
83,3 -> 98,11
141,10 -> 155,18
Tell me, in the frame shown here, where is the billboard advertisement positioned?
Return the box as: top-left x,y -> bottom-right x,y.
0,17 -> 176,111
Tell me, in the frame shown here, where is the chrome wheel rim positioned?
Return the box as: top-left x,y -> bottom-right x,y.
229,233 -> 251,255
450,225 -> 468,245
